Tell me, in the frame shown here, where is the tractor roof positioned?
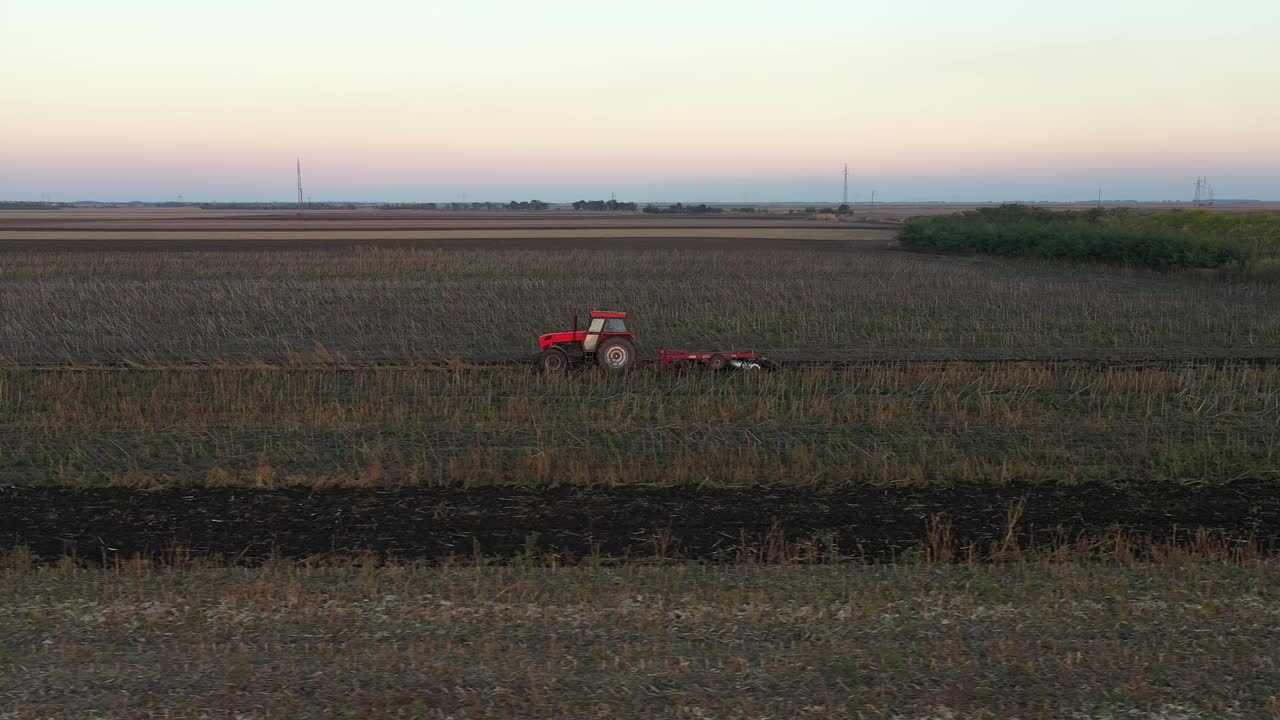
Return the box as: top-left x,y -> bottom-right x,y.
590,309 -> 627,319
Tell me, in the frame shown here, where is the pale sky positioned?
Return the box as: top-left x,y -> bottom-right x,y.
1,0 -> 1277,202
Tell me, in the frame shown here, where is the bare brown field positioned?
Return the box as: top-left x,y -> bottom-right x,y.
0,234 -> 879,255
4,559 -> 1279,718
0,227 -> 884,243
0,217 -> 870,233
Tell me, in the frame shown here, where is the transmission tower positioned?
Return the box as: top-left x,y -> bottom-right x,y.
1193,176 -> 1215,206
842,163 -> 848,204
296,158 -> 305,217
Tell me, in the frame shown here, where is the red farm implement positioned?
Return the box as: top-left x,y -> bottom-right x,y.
656,348 -> 774,371
537,309 -> 773,373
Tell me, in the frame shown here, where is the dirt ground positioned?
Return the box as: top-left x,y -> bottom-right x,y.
0,208 -> 891,253
0,232 -> 886,254
5,479 -> 1278,565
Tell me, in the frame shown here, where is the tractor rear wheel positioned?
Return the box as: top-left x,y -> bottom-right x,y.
596,337 -> 636,373
540,347 -> 568,374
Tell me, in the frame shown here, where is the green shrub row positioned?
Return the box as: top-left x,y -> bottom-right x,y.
898,205 -> 1269,271
1133,209 -> 1280,260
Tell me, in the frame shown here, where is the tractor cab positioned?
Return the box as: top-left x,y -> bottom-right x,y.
537,309 -> 637,373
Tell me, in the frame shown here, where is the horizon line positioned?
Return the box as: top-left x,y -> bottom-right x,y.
5,198 -> 1279,206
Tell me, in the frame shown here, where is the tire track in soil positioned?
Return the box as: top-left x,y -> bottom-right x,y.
3,480 -> 1278,564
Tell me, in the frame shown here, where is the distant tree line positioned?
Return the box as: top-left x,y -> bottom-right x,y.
0,201 -> 74,209
642,203 -> 724,215
507,200 -> 548,210
571,199 -> 638,211
377,203 -> 438,210
803,205 -> 853,215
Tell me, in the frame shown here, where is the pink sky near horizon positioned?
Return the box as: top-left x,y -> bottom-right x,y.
2,0 -> 1277,201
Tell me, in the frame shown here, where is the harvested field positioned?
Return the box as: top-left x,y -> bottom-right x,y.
1,365 -> 1276,489
1,209 -> 1277,364
5,210 -> 1280,717
3,559 -> 1280,717
5,360 -> 1277,564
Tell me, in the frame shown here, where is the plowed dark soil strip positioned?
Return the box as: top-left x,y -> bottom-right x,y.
4,481 -> 1278,564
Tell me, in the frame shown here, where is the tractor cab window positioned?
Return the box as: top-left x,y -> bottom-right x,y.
604,318 -> 627,333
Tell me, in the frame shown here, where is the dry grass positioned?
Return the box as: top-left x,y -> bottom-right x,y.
2,364 -> 1276,487
3,555 -> 1279,718
2,244 -> 1277,365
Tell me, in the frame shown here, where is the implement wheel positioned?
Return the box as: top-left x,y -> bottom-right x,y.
597,337 -> 636,373
707,354 -> 728,371
540,347 -> 568,374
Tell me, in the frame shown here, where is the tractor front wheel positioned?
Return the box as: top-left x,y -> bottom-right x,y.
597,337 -> 636,373
540,347 -> 569,374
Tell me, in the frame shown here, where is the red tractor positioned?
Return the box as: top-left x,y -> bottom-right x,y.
537,309 -> 638,373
